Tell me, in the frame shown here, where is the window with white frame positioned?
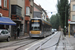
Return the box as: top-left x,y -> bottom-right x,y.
72,15 -> 75,21
26,7 -> 30,16
0,0 -> 1,6
73,5 -> 75,11
4,0 -> 7,7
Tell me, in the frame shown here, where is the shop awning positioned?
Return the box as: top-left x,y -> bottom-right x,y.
68,21 -> 75,24
0,17 -> 16,25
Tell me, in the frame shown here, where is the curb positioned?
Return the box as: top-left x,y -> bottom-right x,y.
10,36 -> 29,41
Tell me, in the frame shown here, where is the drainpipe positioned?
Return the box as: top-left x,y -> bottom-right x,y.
9,0 -> 12,36
9,0 -> 10,18
23,0 -> 25,35
33,0 -> 34,18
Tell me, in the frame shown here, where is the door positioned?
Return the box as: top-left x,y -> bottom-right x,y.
0,32 -> 3,40
5,30 -> 9,39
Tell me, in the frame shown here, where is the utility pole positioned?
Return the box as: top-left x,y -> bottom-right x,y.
65,7 -> 66,36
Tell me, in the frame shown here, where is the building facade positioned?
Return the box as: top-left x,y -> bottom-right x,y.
0,0 -> 9,17
34,3 -> 42,18
10,0 -> 25,37
30,0 -> 34,19
34,3 -> 49,22
69,0 -> 75,35
42,8 -> 47,21
0,0 -> 34,38
0,0 -> 10,29
25,0 -> 34,34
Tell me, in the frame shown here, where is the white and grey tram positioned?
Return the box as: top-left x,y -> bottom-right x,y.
29,18 -> 52,38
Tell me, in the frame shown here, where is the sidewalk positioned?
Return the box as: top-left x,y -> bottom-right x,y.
10,33 -> 29,41
57,32 -> 75,50
66,35 -> 75,50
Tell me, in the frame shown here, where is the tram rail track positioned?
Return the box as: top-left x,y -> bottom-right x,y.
0,37 -> 40,49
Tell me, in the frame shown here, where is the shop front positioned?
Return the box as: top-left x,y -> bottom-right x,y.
68,21 -> 75,35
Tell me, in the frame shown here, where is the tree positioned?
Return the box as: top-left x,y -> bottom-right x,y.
50,14 -> 60,30
57,0 -> 69,28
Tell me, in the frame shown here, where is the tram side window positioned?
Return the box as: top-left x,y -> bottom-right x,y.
44,27 -> 45,31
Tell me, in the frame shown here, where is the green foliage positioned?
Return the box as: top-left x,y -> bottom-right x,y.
50,14 -> 60,30
57,0 -> 69,28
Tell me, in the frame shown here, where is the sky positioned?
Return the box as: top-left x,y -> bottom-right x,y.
34,0 -> 70,18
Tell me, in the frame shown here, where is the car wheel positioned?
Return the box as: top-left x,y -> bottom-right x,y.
7,37 -> 10,42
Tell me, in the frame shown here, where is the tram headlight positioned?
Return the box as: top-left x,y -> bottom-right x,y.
40,31 -> 41,33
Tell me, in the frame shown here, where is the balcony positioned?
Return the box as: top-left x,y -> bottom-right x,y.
11,5 -> 23,21
11,15 -> 23,21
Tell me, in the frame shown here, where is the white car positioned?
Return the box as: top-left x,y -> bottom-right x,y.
0,29 -> 11,41
51,29 -> 57,34
51,29 -> 55,34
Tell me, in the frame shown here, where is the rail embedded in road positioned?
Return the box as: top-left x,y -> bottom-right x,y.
0,37 -> 40,50
25,31 -> 61,50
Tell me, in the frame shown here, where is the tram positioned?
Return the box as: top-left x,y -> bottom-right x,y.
29,18 -> 52,38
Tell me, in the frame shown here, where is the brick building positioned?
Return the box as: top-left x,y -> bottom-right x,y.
0,0 -> 9,17
68,0 -> 75,35
25,0 -> 34,34
0,0 -> 10,29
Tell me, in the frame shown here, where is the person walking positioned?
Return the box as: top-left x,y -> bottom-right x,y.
17,27 -> 20,38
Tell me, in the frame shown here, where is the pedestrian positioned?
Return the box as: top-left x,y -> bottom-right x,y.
17,27 -> 20,38
66,29 -> 68,35
63,29 -> 66,37
74,29 -> 75,38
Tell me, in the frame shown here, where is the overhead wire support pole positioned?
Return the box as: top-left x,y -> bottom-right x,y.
65,7 -> 66,36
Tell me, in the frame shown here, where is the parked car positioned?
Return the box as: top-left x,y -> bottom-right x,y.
0,29 -> 11,41
51,29 -> 57,34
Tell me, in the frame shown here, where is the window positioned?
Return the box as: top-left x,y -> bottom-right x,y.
4,0 -> 7,7
11,5 -> 16,14
0,0 -> 1,6
73,5 -> 75,11
72,15 -> 75,21
5,30 -> 8,34
11,5 -> 22,16
26,7 -> 30,16
16,6 -> 22,16
1,31 -> 5,34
